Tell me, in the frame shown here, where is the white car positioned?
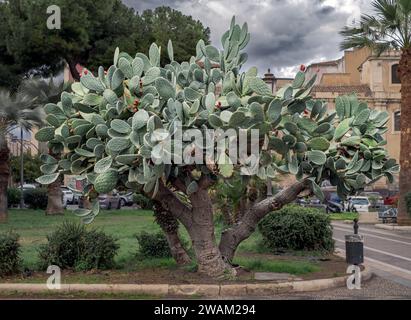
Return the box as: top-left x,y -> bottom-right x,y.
347,197 -> 370,213
61,188 -> 74,207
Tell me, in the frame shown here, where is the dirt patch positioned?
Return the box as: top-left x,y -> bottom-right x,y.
0,253 -> 347,285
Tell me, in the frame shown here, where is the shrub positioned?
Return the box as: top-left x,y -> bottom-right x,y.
133,193 -> 153,210
258,205 -> 334,252
38,222 -> 119,271
7,188 -> 21,207
136,231 -> 171,258
0,232 -> 21,276
406,192 -> 411,216
23,188 -> 48,210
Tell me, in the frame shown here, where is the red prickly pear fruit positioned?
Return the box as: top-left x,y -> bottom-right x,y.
300,64 -> 306,72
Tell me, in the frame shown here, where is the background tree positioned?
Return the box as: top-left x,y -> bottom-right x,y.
10,154 -> 42,184
340,0 -> 411,225
140,6 -> 210,65
0,2 -> 22,90
0,82 -> 45,222
35,17 -> 398,277
1,2 -> 210,87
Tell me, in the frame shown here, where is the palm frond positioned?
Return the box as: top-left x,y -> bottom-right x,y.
0,77 -> 63,134
340,0 -> 411,51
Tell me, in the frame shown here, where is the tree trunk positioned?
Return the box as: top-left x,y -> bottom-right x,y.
46,176 -> 64,215
67,59 -> 81,81
219,180 -> 310,262
46,151 -> 64,215
153,182 -> 233,277
153,179 -> 310,277
187,187 -> 235,277
153,201 -> 191,265
0,143 -> 9,223
397,48 -> 411,225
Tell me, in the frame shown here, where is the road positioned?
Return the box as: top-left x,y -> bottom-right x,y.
332,221 -> 411,288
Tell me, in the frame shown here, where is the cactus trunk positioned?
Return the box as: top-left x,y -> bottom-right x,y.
153,201 -> 191,265
219,180 -> 310,262
187,187 -> 235,277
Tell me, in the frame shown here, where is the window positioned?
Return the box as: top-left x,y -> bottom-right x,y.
391,64 -> 401,84
394,111 -> 401,131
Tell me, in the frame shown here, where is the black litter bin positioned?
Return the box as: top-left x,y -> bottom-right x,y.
345,234 -> 364,265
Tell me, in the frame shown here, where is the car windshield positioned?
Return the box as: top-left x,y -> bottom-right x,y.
352,199 -> 369,205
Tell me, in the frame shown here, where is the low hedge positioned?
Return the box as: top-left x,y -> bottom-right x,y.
38,222 -> 119,271
0,232 -> 21,276
135,231 -> 171,258
258,205 -> 334,252
23,188 -> 48,210
7,188 -> 21,207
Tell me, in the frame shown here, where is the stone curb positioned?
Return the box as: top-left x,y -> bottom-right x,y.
374,224 -> 411,232
0,267 -> 372,297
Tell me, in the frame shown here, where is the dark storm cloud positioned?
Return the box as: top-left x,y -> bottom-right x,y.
122,0 -> 369,77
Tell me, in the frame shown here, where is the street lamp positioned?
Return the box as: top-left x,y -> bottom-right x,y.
19,127 -> 24,209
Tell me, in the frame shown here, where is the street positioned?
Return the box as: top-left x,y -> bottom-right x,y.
332,222 -> 411,288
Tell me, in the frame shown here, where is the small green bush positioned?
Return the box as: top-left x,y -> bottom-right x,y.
7,188 -> 21,207
0,232 -> 21,276
136,231 -> 171,258
23,188 -> 48,209
133,193 -> 153,209
38,222 -> 119,271
406,192 -> 411,216
258,205 -> 334,252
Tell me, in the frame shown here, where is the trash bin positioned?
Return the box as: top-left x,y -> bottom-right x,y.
345,234 -> 364,265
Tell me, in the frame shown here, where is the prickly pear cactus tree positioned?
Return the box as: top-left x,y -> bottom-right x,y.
36,17 -> 398,277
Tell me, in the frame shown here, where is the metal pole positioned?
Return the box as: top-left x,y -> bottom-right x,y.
20,127 -> 24,209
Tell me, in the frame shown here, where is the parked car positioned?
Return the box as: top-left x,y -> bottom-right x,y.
72,190 -> 82,204
346,196 -> 370,213
384,194 -> 399,206
98,190 -> 122,210
119,192 -> 134,207
378,208 -> 398,224
61,187 -> 74,205
22,184 -> 36,191
359,192 -> 384,209
325,200 -> 344,213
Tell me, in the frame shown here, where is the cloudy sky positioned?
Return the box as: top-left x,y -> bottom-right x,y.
122,0 -> 374,77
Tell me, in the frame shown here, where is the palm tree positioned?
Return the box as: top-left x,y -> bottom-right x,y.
340,0 -> 411,225
0,83 -> 45,222
20,78 -> 65,215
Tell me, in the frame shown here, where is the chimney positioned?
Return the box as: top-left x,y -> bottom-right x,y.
262,68 -> 275,93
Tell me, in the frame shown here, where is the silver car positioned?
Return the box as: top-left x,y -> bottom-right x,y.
98,190 -> 122,210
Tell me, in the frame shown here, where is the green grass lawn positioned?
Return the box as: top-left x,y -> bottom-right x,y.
0,209 -> 161,269
328,212 -> 359,221
0,209 -> 325,276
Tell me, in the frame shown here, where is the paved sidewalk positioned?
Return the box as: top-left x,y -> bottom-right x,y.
272,276 -> 411,300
